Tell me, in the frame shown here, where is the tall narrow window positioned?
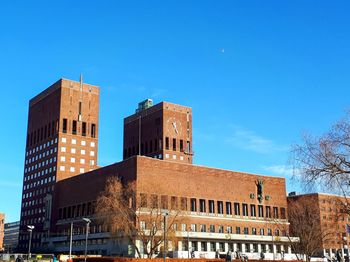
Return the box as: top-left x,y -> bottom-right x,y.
79,102 -> 82,115
161,195 -> 168,209
82,122 -> 87,136
190,198 -> 197,212
72,120 -> 77,135
186,141 -> 191,153
234,203 -> 240,216
91,123 -> 96,138
165,137 -> 169,150
242,204 -> 248,216
273,207 -> 279,219
140,193 -> 147,207
180,197 -> 187,210
226,202 -> 232,215
266,206 -> 271,218
217,201 -> 223,214
173,138 -> 176,151
62,119 -> 67,133
171,196 -> 178,210
209,200 -> 215,213
199,199 -> 206,212
180,139 -> 184,152
280,207 -> 286,219
258,205 -> 264,218
250,204 -> 256,217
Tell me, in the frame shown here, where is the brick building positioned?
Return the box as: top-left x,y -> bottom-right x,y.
18,77 -> 99,252
19,78 -> 298,259
288,193 -> 350,259
4,221 -> 20,253
0,213 -> 4,252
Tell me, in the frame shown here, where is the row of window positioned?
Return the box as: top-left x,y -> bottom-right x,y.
62,118 -> 96,138
61,137 -> 95,147
59,166 -> 91,173
26,138 -> 58,156
24,156 -> 57,174
26,120 -> 59,147
123,138 -> 192,158
22,186 -> 54,208
24,166 -> 56,182
139,194 -> 286,219
58,201 -> 95,220
23,175 -> 55,192
25,147 -> 57,165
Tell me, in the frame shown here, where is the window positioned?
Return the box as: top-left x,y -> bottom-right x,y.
165,137 -> 169,150
250,204 -> 256,217
90,142 -> 95,147
190,224 -> 197,232
151,195 -> 158,208
91,123 -> 96,138
234,202 -> 240,215
243,204 -> 248,216
280,207 -> 286,219
218,225 -> 224,233
82,122 -> 87,136
243,227 -> 249,235
199,199 -> 206,212
266,206 -> 271,218
161,195 -> 168,209
62,137 -> 67,143
70,167 -> 75,172
267,228 -> 272,236
227,226 -> 232,233
209,200 -> 215,213
226,202 -> 232,215
70,157 -> 75,163
190,198 -> 197,212
72,120 -> 77,135
80,159 -> 85,164
171,196 -> 178,210
258,205 -> 264,218
180,140 -> 184,152
236,227 -> 241,234
209,225 -> 215,233
252,227 -> 257,235
62,119 -> 67,133
173,138 -> 176,151
81,150 -> 86,155
140,221 -> 146,230
200,224 -> 206,232
273,207 -> 279,218
180,197 -> 187,210
140,194 -> 147,207
217,201 -> 223,214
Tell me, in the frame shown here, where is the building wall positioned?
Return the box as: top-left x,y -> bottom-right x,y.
0,214 -> 4,252
4,221 -> 20,252
123,102 -> 193,164
19,78 -> 100,252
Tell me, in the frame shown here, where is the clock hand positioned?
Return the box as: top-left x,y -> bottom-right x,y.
172,122 -> 179,134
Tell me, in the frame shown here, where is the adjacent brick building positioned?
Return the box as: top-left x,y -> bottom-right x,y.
4,221 -> 20,252
0,213 -> 4,252
288,193 -> 350,259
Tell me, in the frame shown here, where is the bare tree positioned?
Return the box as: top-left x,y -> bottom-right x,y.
293,113 -> 350,213
95,176 -> 184,258
287,197 -> 335,261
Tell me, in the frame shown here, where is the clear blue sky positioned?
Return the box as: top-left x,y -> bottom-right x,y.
1,0 -> 350,222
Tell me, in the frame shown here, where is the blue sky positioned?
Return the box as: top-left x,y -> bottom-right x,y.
1,0 -> 350,222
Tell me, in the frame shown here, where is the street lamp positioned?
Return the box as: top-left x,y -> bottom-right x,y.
69,222 -> 73,260
162,211 -> 169,262
27,225 -> 34,261
83,218 -> 91,262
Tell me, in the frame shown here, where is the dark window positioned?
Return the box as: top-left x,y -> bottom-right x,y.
186,141 -> 191,153
273,207 -> 279,218
244,227 -> 249,235
209,225 -> 215,233
62,119 -> 67,133
200,224 -> 206,232
199,199 -> 206,212
165,137 -> 169,150
258,205 -> 264,218
280,207 -> 286,219
140,193 -> 147,207
250,204 -> 256,217
190,198 -> 197,212
151,195 -> 158,209
91,123 -> 96,138
268,228 -> 272,236
171,196 -> 178,210
236,227 -> 241,234
173,138 -> 176,151
82,122 -> 87,136
252,228 -> 257,235
79,102 -> 82,115
260,228 -> 265,235
243,204 -> 248,216
218,225 -> 224,233
209,200 -> 215,213
234,203 -> 240,215
217,201 -> 223,214
226,202 -> 232,215
266,206 -> 271,218
161,195 -> 168,209
180,140 -> 184,152
72,120 -> 77,135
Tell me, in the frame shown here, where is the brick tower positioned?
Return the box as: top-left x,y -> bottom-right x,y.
123,100 -> 193,164
18,77 -> 100,252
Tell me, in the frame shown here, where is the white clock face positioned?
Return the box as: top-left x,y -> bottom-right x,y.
167,117 -> 182,136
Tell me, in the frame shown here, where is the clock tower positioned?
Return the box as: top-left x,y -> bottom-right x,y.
123,99 -> 193,164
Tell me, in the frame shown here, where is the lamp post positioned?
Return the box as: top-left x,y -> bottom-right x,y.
163,211 -> 169,262
69,222 -> 73,260
27,225 -> 34,261
83,218 -> 91,262
187,227 -> 190,259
